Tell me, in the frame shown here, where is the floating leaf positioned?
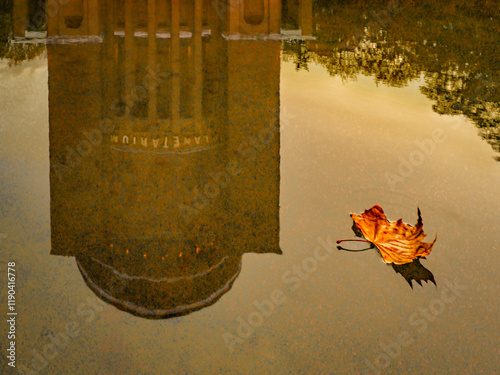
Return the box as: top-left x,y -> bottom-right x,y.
349,205 -> 437,265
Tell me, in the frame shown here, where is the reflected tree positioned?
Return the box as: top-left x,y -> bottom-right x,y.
0,0 -> 46,66
282,0 -> 500,156
282,40 -> 311,71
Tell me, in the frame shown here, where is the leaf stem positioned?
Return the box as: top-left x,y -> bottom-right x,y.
336,239 -> 371,244
337,245 -> 374,252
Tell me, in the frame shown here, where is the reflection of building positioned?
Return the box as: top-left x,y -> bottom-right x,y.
13,0 -> 286,37
217,0 -> 282,36
281,0 -> 314,39
13,0 -> 315,39
48,1 -> 282,318
76,241 -> 243,319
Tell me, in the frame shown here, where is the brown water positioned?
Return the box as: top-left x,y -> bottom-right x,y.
1,1 -> 499,374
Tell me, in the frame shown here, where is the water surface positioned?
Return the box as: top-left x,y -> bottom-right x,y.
0,1 -> 498,374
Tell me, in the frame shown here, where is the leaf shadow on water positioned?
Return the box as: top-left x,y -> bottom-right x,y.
391,258 -> 436,289
337,219 -> 437,289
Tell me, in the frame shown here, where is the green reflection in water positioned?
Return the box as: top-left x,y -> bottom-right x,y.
282,0 -> 500,155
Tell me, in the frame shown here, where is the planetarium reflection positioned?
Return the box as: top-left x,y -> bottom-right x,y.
48,0 -> 287,319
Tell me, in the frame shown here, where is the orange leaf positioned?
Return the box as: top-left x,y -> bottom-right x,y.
350,205 -> 437,265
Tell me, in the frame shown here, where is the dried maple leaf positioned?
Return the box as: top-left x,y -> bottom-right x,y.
348,205 -> 437,265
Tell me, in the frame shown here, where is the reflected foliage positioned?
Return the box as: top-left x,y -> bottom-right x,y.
0,0 -> 12,58
283,0 -> 500,155
1,40 -> 46,66
0,0 -> 46,66
282,40 -> 311,71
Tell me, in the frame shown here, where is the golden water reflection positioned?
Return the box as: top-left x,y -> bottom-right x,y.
4,0 -> 498,318
1,2 -> 499,374
46,0 -> 282,318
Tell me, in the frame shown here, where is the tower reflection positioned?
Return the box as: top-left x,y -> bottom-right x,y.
48,0 -> 284,319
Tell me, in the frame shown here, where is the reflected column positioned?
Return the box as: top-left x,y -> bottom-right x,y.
299,0 -> 313,36
13,0 -> 29,37
193,0 -> 203,132
148,0 -> 158,122
125,0 -> 136,131
171,0 -> 181,132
